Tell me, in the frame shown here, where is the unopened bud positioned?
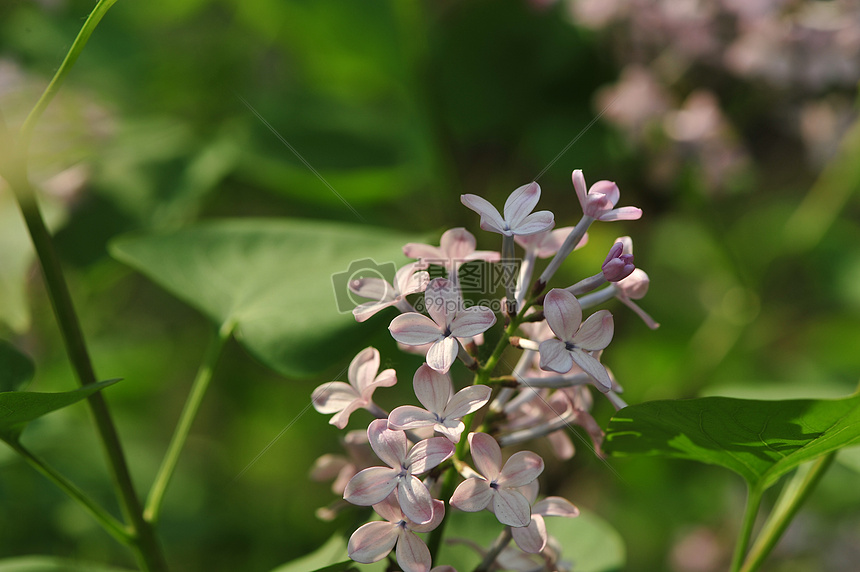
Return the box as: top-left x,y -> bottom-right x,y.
602,242 -> 635,282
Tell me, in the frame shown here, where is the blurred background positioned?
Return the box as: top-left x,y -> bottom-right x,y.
1,0 -> 859,570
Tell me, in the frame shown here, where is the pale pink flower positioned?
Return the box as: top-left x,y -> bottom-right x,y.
403,228 -> 500,278
344,419 -> 454,524
311,347 -> 397,429
538,289 -> 614,391
348,493 -> 445,572
514,226 -> 586,258
350,262 -> 430,322
461,182 -> 554,237
309,430 -> 375,495
511,481 -> 580,554
572,170 -> 642,222
388,364 -> 491,443
389,278 -> 496,374
449,432 -> 544,527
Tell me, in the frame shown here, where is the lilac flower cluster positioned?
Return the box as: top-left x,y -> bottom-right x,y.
311,171 -> 655,571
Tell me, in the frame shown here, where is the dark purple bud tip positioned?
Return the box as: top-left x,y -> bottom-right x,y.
602,242 -> 635,282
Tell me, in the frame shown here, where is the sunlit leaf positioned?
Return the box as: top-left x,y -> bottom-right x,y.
0,557 -> 132,572
605,393 -> 860,489
0,340 -> 34,392
269,535 -> 380,572
0,379 -> 120,443
109,219 -> 416,377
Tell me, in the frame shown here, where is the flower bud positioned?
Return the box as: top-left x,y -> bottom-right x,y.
602,242 -> 635,282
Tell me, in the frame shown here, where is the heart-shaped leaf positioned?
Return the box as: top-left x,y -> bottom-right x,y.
0,379 -> 120,443
109,219 -> 417,377
604,392 -> 860,490
0,340 -> 35,392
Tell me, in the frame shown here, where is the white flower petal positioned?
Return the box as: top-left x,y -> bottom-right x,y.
398,475 -> 435,525
543,289 -> 582,341
503,182 -> 541,229
349,277 -> 395,303
405,437 -> 455,474
425,337 -> 459,374
570,349 -> 613,391
349,347 -> 381,392
396,529 -> 432,572
390,313 -> 443,346
440,227 -> 478,261
410,499 -> 445,533
511,515 -> 547,553
461,194 -> 507,235
311,382 -> 359,414
497,451 -> 544,488
388,406 -> 438,431
344,466 -> 399,506
533,496 -> 580,518
513,211 -> 555,236
368,418 -> 408,467
348,521 -> 399,563
353,300 -> 396,322
492,488 -> 532,528
600,206 -> 643,221
468,432 -> 502,481
538,339 -> 574,374
449,306 -> 496,338
572,309 -> 614,351
450,478 -> 493,512
443,385 -> 491,419
413,364 -> 453,414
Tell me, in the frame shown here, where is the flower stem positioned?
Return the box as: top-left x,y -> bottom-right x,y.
740,454 -> 835,572
474,526 -> 513,572
730,484 -> 764,572
144,321 -> 233,524
10,441 -> 131,545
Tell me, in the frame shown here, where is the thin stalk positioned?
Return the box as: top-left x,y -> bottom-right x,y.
474,526 -> 513,572
144,321 -> 233,524
730,485 -> 764,572
740,453 -> 836,572
11,441 -> 131,545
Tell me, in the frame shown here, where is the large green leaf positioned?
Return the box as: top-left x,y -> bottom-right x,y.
0,340 -> 35,392
270,535 -> 378,572
604,393 -> 860,489
0,379 -> 120,443
109,219 -> 416,377
0,556 -> 132,572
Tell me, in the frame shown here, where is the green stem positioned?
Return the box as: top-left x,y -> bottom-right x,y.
730,485 -> 764,572
144,321 -> 233,524
11,441 -> 131,545
18,0 -> 120,154
740,454 -> 836,572
474,526 -> 513,572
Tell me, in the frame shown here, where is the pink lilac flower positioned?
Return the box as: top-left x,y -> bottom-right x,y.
389,278 -> 496,374
449,432 -> 544,527
309,430 -> 375,495
511,481 -> 579,554
513,226 -> 586,258
344,419 -> 454,524
615,268 -> 660,330
388,364 -> 491,443
311,347 -> 397,429
350,262 -> 430,322
403,228 -> 500,279
348,493 -> 445,572
461,182 -> 554,237
572,169 -> 642,222
538,289 -> 614,391
601,241 -> 635,282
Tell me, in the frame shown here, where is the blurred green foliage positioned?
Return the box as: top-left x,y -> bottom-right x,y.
1,0 -> 859,571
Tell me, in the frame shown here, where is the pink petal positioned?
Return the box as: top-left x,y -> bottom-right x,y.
309,454 -> 349,482
410,499 -> 446,533
328,400 -> 364,429
390,313 -> 443,346
503,182 -> 541,229
311,382 -> 359,414
570,349 -> 613,391
363,367 -> 398,397
492,488 -> 532,528
590,180 -> 620,207
572,170 -> 588,211
465,249 -> 501,263
403,242 -> 444,261
440,227 -> 478,260
348,521 -> 399,563
373,493 -> 406,523
547,430 -> 575,460
572,310 -> 614,351
349,347 -> 381,392
443,385 -> 491,419
425,337 -> 459,374
617,268 -> 650,300
388,406 -> 438,431
398,475 -> 435,525
461,194 -> 507,235
512,211 -> 555,236
413,364 -> 453,414
436,421 -> 465,443
538,339 -> 574,374
519,480 -> 540,505
396,530 -> 432,572
368,418 -> 408,467
353,300 -> 396,322
423,278 -> 455,327
399,266 -> 430,296
450,478 -> 493,512
349,277 -> 395,303
468,432 -> 502,481
599,206 -> 643,222
533,496 -> 580,518
543,289 -> 582,341
344,466 -> 399,506
511,514 -> 547,553
497,451 -> 544,488
449,306 -> 496,338
406,436 -> 455,474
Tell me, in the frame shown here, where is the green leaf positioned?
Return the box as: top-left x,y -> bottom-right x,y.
0,556 -> 132,571
604,392 -> 860,490
269,535 -> 379,572
109,219 -> 417,377
0,379 -> 120,442
0,340 -> 35,392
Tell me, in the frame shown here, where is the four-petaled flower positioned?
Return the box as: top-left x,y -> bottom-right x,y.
538,289 -> 614,391
349,262 -> 430,322
403,228 -> 500,279
311,347 -> 397,429
449,432 -> 544,527
461,182 -> 554,237
510,480 -> 580,554
388,364 -> 491,443
344,419 -> 455,524
348,493 -> 445,572
573,169 -> 642,221
389,278 -> 496,374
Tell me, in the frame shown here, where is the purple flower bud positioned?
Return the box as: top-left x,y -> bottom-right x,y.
602,242 -> 635,282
